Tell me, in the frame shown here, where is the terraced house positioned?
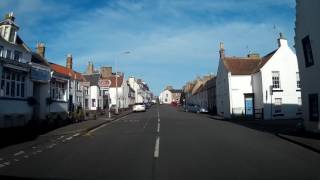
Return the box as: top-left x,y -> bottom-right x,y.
0,13 -> 35,127
216,34 -> 301,120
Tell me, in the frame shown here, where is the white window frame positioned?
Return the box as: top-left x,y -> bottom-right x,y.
0,69 -> 26,98
296,72 -> 301,89
0,45 -> 4,57
274,98 -> 282,113
51,80 -> 66,101
272,71 -> 281,89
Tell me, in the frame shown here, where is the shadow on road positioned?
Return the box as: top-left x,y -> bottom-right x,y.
206,116 -> 320,140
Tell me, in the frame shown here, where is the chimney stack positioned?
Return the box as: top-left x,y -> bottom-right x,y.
86,61 -> 94,74
36,43 -> 46,58
100,67 -> 112,78
277,32 -> 288,47
219,42 -> 225,59
66,54 -> 73,69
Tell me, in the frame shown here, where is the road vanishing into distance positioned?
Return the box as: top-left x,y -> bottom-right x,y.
1,105 -> 320,180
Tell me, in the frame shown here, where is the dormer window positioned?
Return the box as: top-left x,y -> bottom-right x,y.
4,26 -> 9,39
9,28 -> 15,42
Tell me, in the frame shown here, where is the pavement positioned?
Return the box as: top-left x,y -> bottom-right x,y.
0,105 -> 320,179
207,114 -> 320,154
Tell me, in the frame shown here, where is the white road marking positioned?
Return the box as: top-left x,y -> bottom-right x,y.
14,150 -> 25,156
88,124 -> 106,133
32,146 -> 37,149
73,133 -> 80,137
66,136 -> 73,141
154,136 -> 160,158
87,114 -> 130,134
14,159 -> 19,162
0,158 -> 3,161
157,123 -> 160,133
58,136 -> 64,140
3,161 -> 10,165
37,150 -> 42,153
24,155 -> 29,158
0,164 -> 5,168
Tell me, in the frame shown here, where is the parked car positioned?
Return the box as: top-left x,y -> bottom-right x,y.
133,103 -> 146,112
185,104 -> 208,114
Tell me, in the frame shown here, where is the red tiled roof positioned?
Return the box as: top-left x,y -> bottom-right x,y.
50,63 -> 84,81
222,57 -> 261,75
253,50 -> 277,73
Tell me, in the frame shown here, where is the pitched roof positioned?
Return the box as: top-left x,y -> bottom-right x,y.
253,50 -> 277,73
31,52 -> 50,67
169,89 -> 182,93
222,57 -> 261,75
83,74 -> 100,86
50,63 -> 84,81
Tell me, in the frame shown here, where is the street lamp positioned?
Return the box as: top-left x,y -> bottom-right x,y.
115,51 -> 130,114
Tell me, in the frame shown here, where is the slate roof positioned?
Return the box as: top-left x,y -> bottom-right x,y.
31,52 -> 50,67
169,89 -> 182,93
83,74 -> 100,86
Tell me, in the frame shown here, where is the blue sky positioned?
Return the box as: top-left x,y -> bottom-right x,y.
0,0 -> 296,95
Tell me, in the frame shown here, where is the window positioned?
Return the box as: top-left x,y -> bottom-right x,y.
84,87 -> 88,95
85,99 -> 89,108
309,94 -> 319,121
6,50 -> 11,59
296,72 -> 301,89
0,69 -> 26,98
13,51 -> 22,61
0,46 -> 3,57
274,98 -> 282,113
92,99 -> 96,107
0,27 -> 3,37
302,35 -> 314,67
4,26 -> 9,38
272,71 -> 280,89
50,80 -> 66,101
9,28 -> 15,42
298,97 -> 302,112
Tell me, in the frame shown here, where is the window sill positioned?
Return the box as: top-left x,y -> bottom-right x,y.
272,89 -> 283,92
51,99 -> 68,103
296,89 -> 301,92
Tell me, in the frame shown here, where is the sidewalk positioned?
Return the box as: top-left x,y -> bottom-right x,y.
0,109 -> 132,149
42,109 -> 132,137
208,115 -> 320,154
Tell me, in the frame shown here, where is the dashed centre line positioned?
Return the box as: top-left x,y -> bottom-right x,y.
154,136 -> 160,158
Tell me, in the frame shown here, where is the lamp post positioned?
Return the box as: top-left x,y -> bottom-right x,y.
115,51 -> 130,114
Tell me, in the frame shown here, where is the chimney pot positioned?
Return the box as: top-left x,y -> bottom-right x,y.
36,43 -> 45,58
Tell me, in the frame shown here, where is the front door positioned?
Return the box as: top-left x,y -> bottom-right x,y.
244,94 -> 254,116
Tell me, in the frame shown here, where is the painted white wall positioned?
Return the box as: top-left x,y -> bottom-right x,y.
229,75 -> 253,115
216,60 -> 231,118
295,0 -> 320,132
159,90 -> 172,104
260,41 -> 301,120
